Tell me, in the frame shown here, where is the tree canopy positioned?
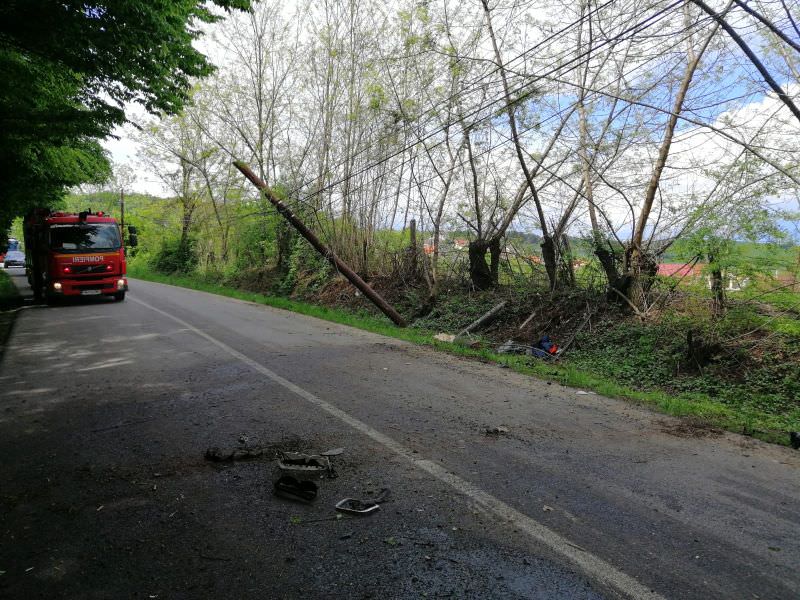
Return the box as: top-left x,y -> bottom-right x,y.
0,0 -> 250,232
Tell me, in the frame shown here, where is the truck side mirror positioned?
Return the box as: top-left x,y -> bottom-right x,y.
129,234 -> 138,248
128,225 -> 138,235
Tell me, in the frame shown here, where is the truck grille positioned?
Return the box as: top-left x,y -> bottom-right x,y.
70,264 -> 109,274
71,274 -> 113,281
75,283 -> 115,290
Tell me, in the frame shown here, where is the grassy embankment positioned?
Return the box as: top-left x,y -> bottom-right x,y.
0,269 -> 22,362
128,264 -> 799,446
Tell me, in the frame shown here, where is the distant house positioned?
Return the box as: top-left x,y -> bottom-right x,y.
657,262 -> 758,291
572,259 -> 588,270
657,263 -> 704,278
724,274 -> 749,291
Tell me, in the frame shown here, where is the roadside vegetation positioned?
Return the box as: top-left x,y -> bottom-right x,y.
0,269 -> 21,362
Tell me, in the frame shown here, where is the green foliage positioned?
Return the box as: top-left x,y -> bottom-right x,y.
150,237 -> 198,274
232,215 -> 278,272
280,235 -> 332,295
568,310 -> 800,431
0,0 -> 249,232
367,82 -> 387,111
0,269 -> 21,311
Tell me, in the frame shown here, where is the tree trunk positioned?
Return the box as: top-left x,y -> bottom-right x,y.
708,253 -> 725,316
469,240 -> 494,290
489,239 -> 501,285
540,236 -> 558,290
275,220 -> 293,273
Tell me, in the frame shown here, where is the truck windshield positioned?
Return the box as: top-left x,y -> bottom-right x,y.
49,224 -> 121,252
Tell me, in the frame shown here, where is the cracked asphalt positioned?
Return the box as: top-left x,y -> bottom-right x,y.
0,269 -> 798,599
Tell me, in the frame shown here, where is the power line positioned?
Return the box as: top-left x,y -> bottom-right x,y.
261,0 -> 624,204
297,7 -> 731,233
283,0 -> 686,211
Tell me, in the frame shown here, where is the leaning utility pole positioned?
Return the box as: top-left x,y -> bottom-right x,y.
233,161 -> 407,327
120,189 -> 125,246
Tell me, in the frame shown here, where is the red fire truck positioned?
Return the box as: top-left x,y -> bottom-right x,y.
24,209 -> 132,302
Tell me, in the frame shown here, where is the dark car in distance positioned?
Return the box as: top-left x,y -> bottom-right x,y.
3,250 -> 25,268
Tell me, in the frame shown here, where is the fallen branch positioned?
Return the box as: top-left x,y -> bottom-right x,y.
518,309 -> 538,330
456,301 -> 507,340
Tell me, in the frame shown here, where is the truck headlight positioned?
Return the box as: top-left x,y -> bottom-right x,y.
116,279 -> 126,290
53,282 -> 62,292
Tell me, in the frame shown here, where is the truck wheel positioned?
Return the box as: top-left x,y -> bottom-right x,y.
113,291 -> 126,302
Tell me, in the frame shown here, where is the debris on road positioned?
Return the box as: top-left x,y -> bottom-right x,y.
484,426 -> 509,436
335,498 -> 381,515
274,476 -> 318,502
321,447 -> 344,457
575,390 -> 596,396
277,452 -> 331,474
335,488 -> 390,515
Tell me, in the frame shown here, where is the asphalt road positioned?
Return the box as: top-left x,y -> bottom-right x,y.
1,268 -> 798,599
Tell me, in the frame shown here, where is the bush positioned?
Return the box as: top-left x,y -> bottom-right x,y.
279,235 -> 331,295
150,237 -> 198,274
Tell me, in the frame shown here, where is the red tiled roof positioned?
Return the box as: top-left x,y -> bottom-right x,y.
657,263 -> 703,277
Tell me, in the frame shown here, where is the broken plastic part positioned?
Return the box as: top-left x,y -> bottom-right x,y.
335,498 -> 380,515
277,452 -> 331,473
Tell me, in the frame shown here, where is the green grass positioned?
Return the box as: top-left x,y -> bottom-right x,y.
129,265 -> 797,446
0,269 -> 21,363
0,268 -> 20,310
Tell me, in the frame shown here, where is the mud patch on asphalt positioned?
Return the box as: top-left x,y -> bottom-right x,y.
659,417 -> 723,438
203,434 -> 308,464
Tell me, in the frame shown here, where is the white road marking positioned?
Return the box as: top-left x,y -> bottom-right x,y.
131,295 -> 664,600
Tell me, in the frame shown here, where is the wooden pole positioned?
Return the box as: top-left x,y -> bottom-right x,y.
120,189 -> 125,246
233,161 -> 407,327
409,218 -> 417,273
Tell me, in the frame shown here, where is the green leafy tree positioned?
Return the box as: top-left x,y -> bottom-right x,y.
0,0 -> 250,232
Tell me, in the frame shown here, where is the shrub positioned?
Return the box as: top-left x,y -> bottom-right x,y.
150,237 -> 198,274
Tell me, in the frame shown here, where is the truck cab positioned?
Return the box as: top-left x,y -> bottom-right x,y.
25,209 -> 129,302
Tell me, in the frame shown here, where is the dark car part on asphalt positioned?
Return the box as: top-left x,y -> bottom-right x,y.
274,476 -> 318,502
335,487 -> 391,515
335,497 -> 380,515
277,452 -> 331,473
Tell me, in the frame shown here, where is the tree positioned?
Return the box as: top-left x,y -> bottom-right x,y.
0,0 -> 250,232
